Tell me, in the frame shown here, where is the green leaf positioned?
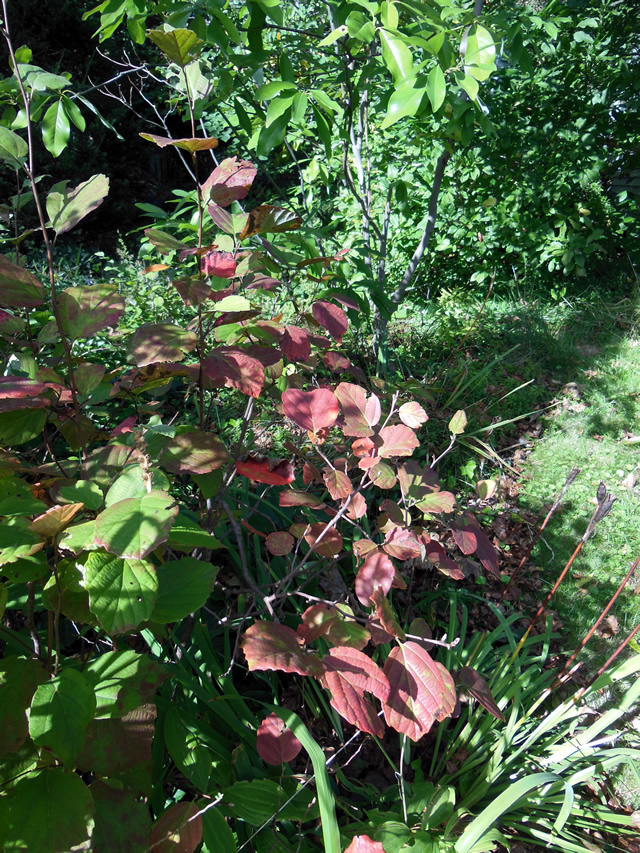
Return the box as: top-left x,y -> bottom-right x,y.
379,29 -> 414,85
62,95 -> 86,131
312,104 -> 332,158
85,650 -> 168,718
147,28 -> 203,67
83,551 -> 158,634
0,519 -> 44,567
0,408 -> 47,445
1,768 -> 94,852
59,283 -> 123,339
0,477 -> 47,516
426,65 -> 446,112
166,511 -> 224,552
265,93 -> 295,127
151,557 -> 219,623
29,669 -> 96,766
105,466 -> 170,508
42,99 -> 71,157
223,779 -> 319,824
448,409 -> 467,434
0,657 -> 47,755
456,71 -> 479,101
59,481 -> 104,511
0,126 -> 27,167
462,24 -> 496,76
201,806 -> 237,853
93,491 -> 178,560
256,80 -> 297,100
382,79 -> 426,129
47,174 -> 109,236
346,10 -> 375,43
164,706 -> 211,793
42,559 -> 93,623
318,25 -> 347,47
0,253 -> 44,308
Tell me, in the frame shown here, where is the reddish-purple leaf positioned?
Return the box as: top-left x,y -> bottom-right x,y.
172,277 -> 215,307
323,469 -> 352,500
207,202 -> 234,234
312,300 -> 348,344
243,344 -> 282,369
378,425 -> 420,458
59,285 -> 125,340
335,383 -> 375,437
399,401 -> 428,428
239,205 -> 302,239
160,430 -> 230,474
295,249 -> 350,269
265,531 -> 295,556
303,462 -> 322,485
382,642 -> 456,741
297,604 -> 336,644
202,157 -> 257,207
280,326 -> 311,363
323,351 -> 350,373
257,713 -> 302,765
319,647 -> 390,737
246,273 -> 280,291
236,456 -> 294,486
355,551 -> 396,606
344,491 -> 367,520
242,621 -> 325,677
345,836 -> 386,853
417,491 -> 457,514
450,513 -> 499,577
199,348 -> 265,397
383,527 -> 422,560
282,388 -> 339,433
370,587 -> 405,639
0,254 -> 44,308
150,802 -> 201,853
421,538 -> 464,579
201,250 -> 237,278
397,461 -> 440,501
458,666 -> 505,721
279,490 -> 325,509
352,437 -> 377,458
304,522 -> 343,558
128,323 -> 197,366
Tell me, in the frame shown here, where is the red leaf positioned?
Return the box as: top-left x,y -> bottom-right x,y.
352,436 -> 376,457
0,253 -> 45,308
279,490 -> 325,509
344,491 -> 367,520
128,323 -> 197,366
335,383 -> 379,437
303,462 -> 322,484
323,351 -> 350,373
378,425 -> 420,458
319,647 -> 390,737
383,527 -> 423,560
355,551 -> 396,606
312,300 -> 348,344
207,202 -> 234,234
450,513 -> 499,577
304,522 -> 343,558
458,666 -> 505,721
160,430 -> 230,474
173,278 -> 215,306
202,157 -> 257,207
151,802 -> 201,853
345,836 -> 386,853
370,587 -> 406,639
236,456 -> 295,486
399,401 -> 428,428
323,468 -> 353,500
422,538 -> 464,579
265,531 -> 295,556
242,621 -> 325,677
297,604 -> 336,644
201,250 -> 237,278
282,388 -> 339,433
257,713 -> 302,765
199,348 -> 265,397
111,416 -> 136,437
280,326 -> 311,362
239,205 -> 303,239
382,642 -> 456,741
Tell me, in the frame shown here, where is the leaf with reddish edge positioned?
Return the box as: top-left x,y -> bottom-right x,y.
335,383 -> 378,438
280,325 -> 311,362
244,344 -> 282,369
202,157 -> 257,207
236,456 -> 294,486
378,425 -> 420,458
421,537 -> 464,580
417,491 -> 457,514
370,587 -> 406,639
0,254 -> 44,307
239,205 -> 302,239
369,460 -> 397,489
399,401 -> 428,428
172,277 -> 214,307
246,273 -> 280,291
450,512 -> 499,577
282,388 -> 339,433
242,621 -> 325,678
323,469 -> 352,500
407,617 -> 433,652
352,436 -> 376,457
367,619 -> 395,646
304,522 -> 343,558
358,456 -> 381,471
323,351 -> 350,373
128,323 -> 197,366
297,604 -> 336,644
59,285 -> 125,340
279,490 -> 325,509
379,499 -> 406,526
201,250 -> 236,278
295,248 -> 350,269
257,713 -> 303,765
150,801 -> 202,853
345,836 -> 385,853
382,641 -> 456,741
319,647 -> 390,737
383,527 -> 422,560
355,551 -> 395,606
31,504 -> 84,538
458,666 -> 505,721
303,462 -> 322,485
199,348 -> 265,398
312,300 -> 348,344
160,430 -> 230,474
139,133 -> 218,153
207,202 -> 234,234
344,491 -> 367,520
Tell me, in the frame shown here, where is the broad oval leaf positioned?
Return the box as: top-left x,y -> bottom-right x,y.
42,98 -> 70,157
201,250 -> 236,278
399,401 -> 428,428
160,429 -> 230,474
378,425 -> 420,458
29,669 -> 96,767
128,323 -> 197,366
319,647 -> 390,737
151,802 -> 202,853
450,513 -> 499,576
236,456 -> 294,485
382,79 -> 426,129
426,64 -> 446,113
383,527 -> 422,560
304,522 -> 343,558
139,133 -> 218,152
59,285 -> 125,340
202,157 -> 257,207
355,551 -> 395,606
93,491 -> 178,560
417,490 -> 457,514
345,837 -> 386,853
152,558 -> 219,623
199,348 -> 265,397
148,27 -> 203,67
312,300 -> 348,343
257,713 -> 302,765
239,205 -> 302,240
449,409 -> 467,434
266,531 -> 295,556
280,325 -> 311,362
0,126 -> 28,165
0,254 -> 44,308
323,468 -> 352,500
82,551 -> 158,634
335,382 -> 380,437
48,174 -> 109,236
242,621 -> 325,677
282,387 -> 339,433
382,641 -> 456,741
379,28 -> 414,85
